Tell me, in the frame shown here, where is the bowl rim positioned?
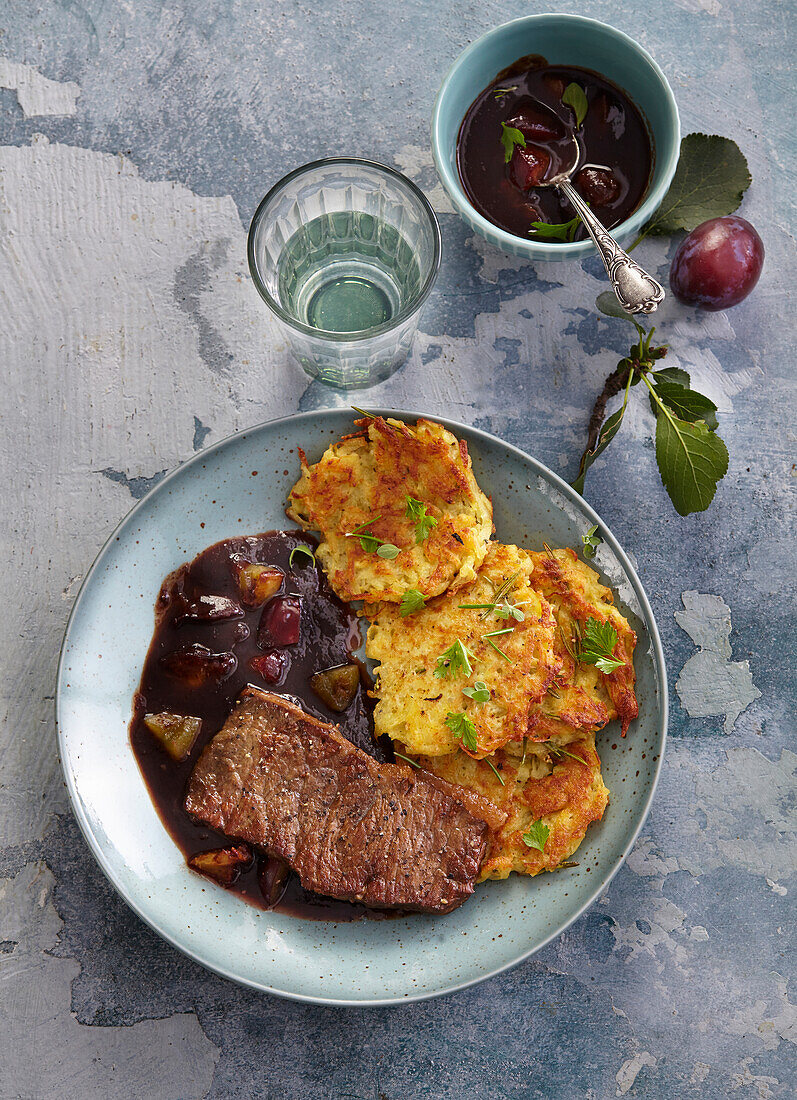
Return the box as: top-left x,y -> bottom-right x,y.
431,13 -> 681,258
247,157 -> 442,342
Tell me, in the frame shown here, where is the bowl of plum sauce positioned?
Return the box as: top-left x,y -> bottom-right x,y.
432,15 -> 680,262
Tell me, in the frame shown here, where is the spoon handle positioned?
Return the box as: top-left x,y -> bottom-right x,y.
558,180 -> 665,315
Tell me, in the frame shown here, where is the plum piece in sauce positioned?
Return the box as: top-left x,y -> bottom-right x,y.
160,643 -> 237,686
258,596 -> 302,648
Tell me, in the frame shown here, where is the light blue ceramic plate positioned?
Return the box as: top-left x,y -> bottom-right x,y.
56,410 -> 667,1005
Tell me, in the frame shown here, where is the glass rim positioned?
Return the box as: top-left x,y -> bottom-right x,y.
246,157 -> 442,343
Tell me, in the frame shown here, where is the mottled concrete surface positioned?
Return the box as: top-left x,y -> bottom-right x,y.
0,1 -> 794,1097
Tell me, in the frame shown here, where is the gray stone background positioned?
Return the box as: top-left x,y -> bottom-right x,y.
0,0 -> 794,1097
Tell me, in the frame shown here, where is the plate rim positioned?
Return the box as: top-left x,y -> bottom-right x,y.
55,407 -> 668,1007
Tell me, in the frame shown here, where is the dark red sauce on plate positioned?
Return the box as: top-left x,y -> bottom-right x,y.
457,56 -> 653,241
130,530 -> 393,921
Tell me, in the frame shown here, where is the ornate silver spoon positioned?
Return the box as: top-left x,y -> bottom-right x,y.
538,133 -> 665,315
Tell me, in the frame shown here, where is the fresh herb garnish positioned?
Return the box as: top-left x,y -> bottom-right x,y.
405,495 -> 438,543
446,711 -> 478,752
485,758 -> 506,786
462,680 -> 490,703
574,303 -> 728,515
394,751 -> 421,769
344,519 -> 400,557
289,545 -> 316,569
520,736 -> 528,768
481,627 -> 514,663
579,617 -> 624,674
492,85 -> 518,101
581,524 -> 602,560
500,122 -> 526,163
459,599 -> 524,622
562,82 -> 588,127
400,588 -> 427,616
529,215 -> 582,243
549,746 -> 587,765
435,639 -> 476,678
522,820 -> 550,853
629,133 -> 751,250
460,571 -> 523,621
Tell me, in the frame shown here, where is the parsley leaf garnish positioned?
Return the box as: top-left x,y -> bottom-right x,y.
579,617 -> 624,674
435,639 -> 476,679
462,680 -> 490,703
529,215 -> 582,243
400,588 -> 427,616
500,122 -> 526,163
581,524 -> 602,560
446,711 -> 478,752
289,545 -> 316,569
562,82 -> 588,127
522,820 -> 550,852
405,496 -> 438,543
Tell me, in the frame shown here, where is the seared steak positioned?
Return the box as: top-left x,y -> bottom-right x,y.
184,688 -> 494,913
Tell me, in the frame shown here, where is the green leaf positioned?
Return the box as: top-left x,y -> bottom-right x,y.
562,82 -> 588,127
399,588 -> 427,616
289,545 -> 316,569
463,680 -> 491,703
500,122 -> 526,163
651,380 -> 719,430
580,617 -> 624,674
572,394 -> 629,496
435,639 -> 476,679
522,820 -> 550,853
595,291 -> 637,323
654,407 -> 729,515
405,495 -> 438,543
641,133 -> 751,236
446,711 -> 478,752
652,366 -> 691,388
376,543 -> 400,559
581,524 -> 603,560
529,215 -> 581,242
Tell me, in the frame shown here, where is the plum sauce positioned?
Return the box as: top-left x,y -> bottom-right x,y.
457,56 -> 652,241
130,530 -> 390,921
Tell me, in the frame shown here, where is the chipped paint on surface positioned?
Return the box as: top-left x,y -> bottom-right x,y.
675,592 -> 761,732
616,1050 -> 657,1095
0,58 -> 80,116
0,863 -> 219,1099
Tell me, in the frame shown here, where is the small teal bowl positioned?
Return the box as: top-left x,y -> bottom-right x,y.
431,14 -> 680,262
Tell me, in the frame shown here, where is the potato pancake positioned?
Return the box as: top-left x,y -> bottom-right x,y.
366,543 -> 560,758
415,732 -> 608,880
286,416 -> 493,603
530,548 -> 638,735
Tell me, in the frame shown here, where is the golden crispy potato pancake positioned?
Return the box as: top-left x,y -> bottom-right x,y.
530,548 -> 638,735
366,543 -> 560,758
415,732 -> 608,880
526,620 -> 614,743
286,416 -> 493,603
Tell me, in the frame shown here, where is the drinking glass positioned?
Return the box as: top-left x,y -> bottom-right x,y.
247,159 -> 441,389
